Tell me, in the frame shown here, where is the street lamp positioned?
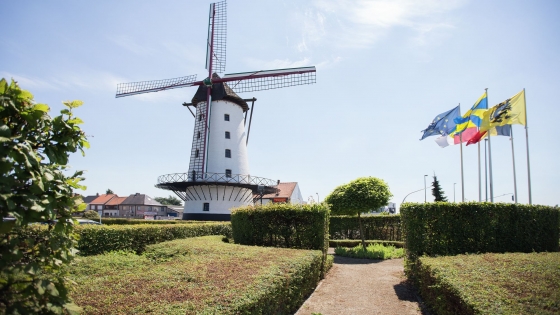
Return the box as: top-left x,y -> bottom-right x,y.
316,193 -> 320,203
402,188 -> 426,204
424,175 -> 428,203
454,183 -> 458,202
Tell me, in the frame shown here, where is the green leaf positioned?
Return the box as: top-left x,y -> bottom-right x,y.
46,282 -> 60,296
63,100 -> 83,108
32,103 -> 50,112
68,117 -> 84,124
64,303 -> 83,315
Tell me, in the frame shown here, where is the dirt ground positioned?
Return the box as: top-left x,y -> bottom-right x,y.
295,253 -> 429,315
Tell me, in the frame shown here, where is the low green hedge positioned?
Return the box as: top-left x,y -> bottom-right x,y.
231,203 -> 329,278
329,214 -> 401,241
329,239 -> 404,248
416,252 -> 560,315
76,222 -> 232,255
68,236 -> 334,314
98,218 -> 218,225
231,203 -> 329,251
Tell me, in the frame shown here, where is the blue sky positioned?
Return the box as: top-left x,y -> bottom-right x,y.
3,0 -> 559,207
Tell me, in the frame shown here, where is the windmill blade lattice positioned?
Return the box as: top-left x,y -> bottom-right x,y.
116,75 -> 198,98
222,67 -> 316,93
206,0 -> 227,74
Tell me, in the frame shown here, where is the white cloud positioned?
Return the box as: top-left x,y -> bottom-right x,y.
108,35 -> 156,56
295,0 -> 466,49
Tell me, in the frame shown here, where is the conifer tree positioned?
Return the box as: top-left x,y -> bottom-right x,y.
432,175 -> 448,202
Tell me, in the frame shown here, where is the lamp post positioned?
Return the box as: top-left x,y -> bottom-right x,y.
454,183 -> 456,202
402,188 -> 426,205
316,193 -> 320,203
424,175 -> 428,203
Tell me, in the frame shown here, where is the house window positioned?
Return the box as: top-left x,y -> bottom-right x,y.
203,203 -> 210,211
224,114 -> 230,121
225,169 -> 232,177
97,205 -> 102,210
90,205 -> 95,210
225,149 -> 231,158
225,131 -> 230,139
195,149 -> 199,158
197,131 -> 200,139
199,114 -> 203,121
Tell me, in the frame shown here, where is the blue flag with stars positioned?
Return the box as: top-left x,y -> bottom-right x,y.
420,105 -> 460,140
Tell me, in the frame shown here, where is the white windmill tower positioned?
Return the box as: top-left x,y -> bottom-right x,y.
116,1 -> 316,220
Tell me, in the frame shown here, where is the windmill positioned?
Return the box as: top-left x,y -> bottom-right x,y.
116,0 -> 316,220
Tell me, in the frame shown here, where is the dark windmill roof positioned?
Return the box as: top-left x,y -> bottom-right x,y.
121,193 -> 163,206
191,73 -> 249,112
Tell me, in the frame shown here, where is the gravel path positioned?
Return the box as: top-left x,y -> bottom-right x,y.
295,253 -> 428,315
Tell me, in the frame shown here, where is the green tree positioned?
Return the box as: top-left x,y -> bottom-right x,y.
106,188 -> 114,194
0,78 -> 88,314
82,210 -> 100,220
155,195 -> 183,206
431,175 -> 448,202
325,177 -> 392,249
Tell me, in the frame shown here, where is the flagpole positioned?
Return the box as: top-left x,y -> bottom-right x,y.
459,103 -> 465,202
478,141 -> 481,201
486,88 -> 494,202
523,88 -> 532,204
510,127 -> 518,203
484,138 -> 488,201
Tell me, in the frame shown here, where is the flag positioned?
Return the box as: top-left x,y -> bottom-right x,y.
480,90 -> 526,132
435,135 -> 453,148
452,92 -> 488,135
466,125 -> 512,146
454,127 -> 479,144
420,106 -> 460,140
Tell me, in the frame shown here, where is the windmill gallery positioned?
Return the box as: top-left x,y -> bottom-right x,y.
115,0 -> 316,220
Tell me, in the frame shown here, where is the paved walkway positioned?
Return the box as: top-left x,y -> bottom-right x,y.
295,252 -> 428,315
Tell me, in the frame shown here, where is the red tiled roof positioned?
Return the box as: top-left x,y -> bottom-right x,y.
260,182 -> 297,199
106,196 -> 127,206
90,194 -> 117,205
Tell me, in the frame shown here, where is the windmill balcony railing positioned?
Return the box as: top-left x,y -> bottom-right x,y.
156,172 -> 278,187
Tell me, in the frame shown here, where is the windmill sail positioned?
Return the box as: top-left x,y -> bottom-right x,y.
221,67 -> 316,93
116,75 -> 198,98
205,0 -> 227,74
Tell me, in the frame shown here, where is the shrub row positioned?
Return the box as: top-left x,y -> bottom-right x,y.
329,239 -> 404,248
231,203 -> 329,278
96,218 -> 216,225
76,222 -> 232,255
329,214 -> 401,241
401,202 -> 560,272
415,252 -> 560,315
68,236 -> 334,314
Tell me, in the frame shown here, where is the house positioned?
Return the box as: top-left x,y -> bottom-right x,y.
256,182 -> 304,205
105,196 -> 127,217
88,194 -> 117,213
119,193 -> 166,219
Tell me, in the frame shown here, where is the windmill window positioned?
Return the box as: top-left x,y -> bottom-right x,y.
203,203 -> 209,211
199,114 -> 203,121
224,114 -> 230,121
197,131 -> 200,139
195,149 -> 199,158
225,149 -> 231,158
225,169 -> 232,177
225,131 -> 230,139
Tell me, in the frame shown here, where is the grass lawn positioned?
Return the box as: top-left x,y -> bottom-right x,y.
67,235 -> 328,314
334,243 -> 405,259
416,252 -> 560,315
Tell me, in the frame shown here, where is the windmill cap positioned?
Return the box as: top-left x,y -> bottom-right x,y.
191,73 -> 249,111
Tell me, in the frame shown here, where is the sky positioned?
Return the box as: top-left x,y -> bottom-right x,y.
3,0 -> 559,209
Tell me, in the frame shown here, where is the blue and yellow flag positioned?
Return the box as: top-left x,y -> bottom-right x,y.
451,92 -> 488,135
420,105 -> 460,140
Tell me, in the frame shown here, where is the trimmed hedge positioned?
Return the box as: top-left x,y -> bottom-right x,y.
76,222 -> 232,256
68,236 -> 334,315
96,218 -> 216,225
231,203 -> 329,277
415,252 -> 560,315
329,239 -> 404,248
401,202 -> 560,265
329,215 -> 401,241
